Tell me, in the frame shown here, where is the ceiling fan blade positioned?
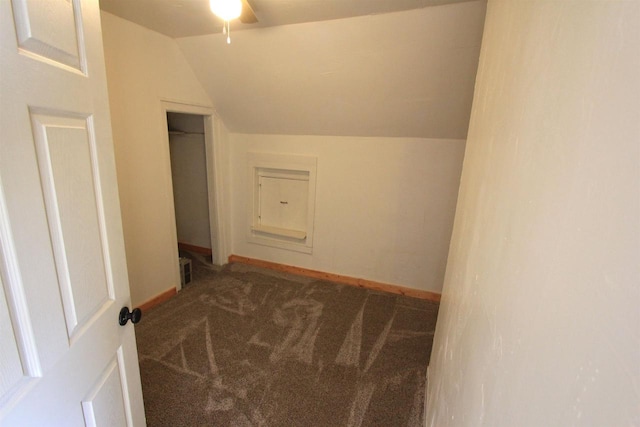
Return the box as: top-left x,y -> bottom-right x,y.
240,0 -> 258,23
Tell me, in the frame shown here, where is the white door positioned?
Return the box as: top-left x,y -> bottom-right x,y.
0,0 -> 146,425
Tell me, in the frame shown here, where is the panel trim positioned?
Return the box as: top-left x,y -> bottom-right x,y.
0,175 -> 42,418
85,115 -> 117,302
0,175 -> 41,378
81,357 -> 127,427
30,112 -> 81,335
116,347 -> 134,427
67,300 -> 113,347
228,255 -> 442,302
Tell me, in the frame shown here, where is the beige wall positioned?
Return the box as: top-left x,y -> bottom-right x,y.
101,10 -> 468,300
101,12 -> 213,305
229,134 -> 465,294
427,1 -> 640,425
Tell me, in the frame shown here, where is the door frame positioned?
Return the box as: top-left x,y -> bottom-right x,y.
159,100 -> 228,273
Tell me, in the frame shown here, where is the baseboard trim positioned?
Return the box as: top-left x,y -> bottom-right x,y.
227,255 -> 441,302
138,287 -> 177,313
178,242 -> 212,256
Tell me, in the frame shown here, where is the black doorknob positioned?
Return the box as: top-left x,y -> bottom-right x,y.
119,307 -> 142,326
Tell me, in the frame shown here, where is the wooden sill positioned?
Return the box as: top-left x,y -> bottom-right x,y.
251,225 -> 306,240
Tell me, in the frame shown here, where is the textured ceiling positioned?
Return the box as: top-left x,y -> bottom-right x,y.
176,2 -> 486,138
99,0 -> 477,38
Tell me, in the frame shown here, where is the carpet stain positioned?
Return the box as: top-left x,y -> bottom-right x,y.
335,301 -> 365,368
347,381 -> 376,427
364,311 -> 395,373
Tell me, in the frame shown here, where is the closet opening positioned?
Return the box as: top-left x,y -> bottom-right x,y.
166,112 -> 214,283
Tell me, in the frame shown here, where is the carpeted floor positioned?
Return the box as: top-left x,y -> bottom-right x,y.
135,257 -> 439,426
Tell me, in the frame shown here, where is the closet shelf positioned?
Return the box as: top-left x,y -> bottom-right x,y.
251,225 -> 306,240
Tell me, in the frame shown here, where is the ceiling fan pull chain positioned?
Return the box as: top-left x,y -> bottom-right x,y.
227,21 -> 231,44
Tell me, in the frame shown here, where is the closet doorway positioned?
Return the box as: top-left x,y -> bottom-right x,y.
167,112 -> 213,263
160,101 -> 227,288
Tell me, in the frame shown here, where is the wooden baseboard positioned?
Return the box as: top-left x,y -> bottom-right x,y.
138,287 -> 177,313
178,242 -> 212,256
227,255 -> 441,302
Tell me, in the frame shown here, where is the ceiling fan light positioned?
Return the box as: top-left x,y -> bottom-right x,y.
209,0 -> 242,21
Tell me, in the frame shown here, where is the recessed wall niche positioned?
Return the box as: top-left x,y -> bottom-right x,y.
247,152 -> 317,253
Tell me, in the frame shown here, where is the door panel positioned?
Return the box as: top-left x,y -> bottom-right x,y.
82,357 -> 128,427
0,180 -> 42,396
31,113 -> 112,339
11,0 -> 84,70
0,0 -> 145,425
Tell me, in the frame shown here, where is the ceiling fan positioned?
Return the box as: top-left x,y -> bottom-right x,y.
210,0 -> 258,42
239,0 -> 258,24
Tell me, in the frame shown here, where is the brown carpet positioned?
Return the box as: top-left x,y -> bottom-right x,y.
135,259 -> 439,426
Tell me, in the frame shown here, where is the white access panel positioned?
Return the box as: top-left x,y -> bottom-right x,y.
247,152 -> 317,253
258,176 -> 308,232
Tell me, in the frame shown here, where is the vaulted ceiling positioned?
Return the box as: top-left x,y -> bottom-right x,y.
100,0 -> 486,139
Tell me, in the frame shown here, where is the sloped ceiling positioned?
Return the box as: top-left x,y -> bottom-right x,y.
176,1 -> 486,138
